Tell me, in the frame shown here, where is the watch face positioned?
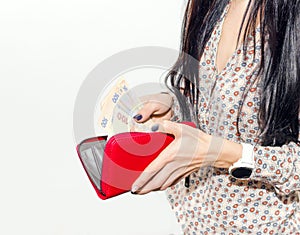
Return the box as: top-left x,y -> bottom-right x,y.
231,167 -> 253,179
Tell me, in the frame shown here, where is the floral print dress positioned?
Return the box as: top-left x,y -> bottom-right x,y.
166,2 -> 300,234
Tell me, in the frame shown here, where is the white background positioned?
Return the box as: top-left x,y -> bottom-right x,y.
0,0 -> 187,234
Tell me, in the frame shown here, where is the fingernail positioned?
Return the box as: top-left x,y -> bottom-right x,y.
131,185 -> 139,193
151,124 -> 159,132
133,114 -> 143,121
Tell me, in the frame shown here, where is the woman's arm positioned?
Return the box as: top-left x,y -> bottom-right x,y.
214,135 -> 300,196
131,120 -> 243,194
172,105 -> 299,193
249,140 -> 300,196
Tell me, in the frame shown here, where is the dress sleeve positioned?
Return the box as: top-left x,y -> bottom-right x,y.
250,135 -> 300,196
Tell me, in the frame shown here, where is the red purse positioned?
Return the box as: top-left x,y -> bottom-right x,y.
76,122 -> 196,200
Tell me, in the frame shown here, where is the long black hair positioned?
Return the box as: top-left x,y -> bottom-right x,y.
166,0 -> 300,146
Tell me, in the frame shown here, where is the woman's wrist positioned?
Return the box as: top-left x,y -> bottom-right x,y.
213,139 -> 243,168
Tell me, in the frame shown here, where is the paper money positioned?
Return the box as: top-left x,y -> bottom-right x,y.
98,78 -> 154,139
98,79 -> 129,131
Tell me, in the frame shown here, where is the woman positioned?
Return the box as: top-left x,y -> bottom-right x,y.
132,0 -> 300,234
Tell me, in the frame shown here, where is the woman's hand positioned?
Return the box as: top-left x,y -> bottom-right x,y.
133,92 -> 173,123
131,121 -> 243,195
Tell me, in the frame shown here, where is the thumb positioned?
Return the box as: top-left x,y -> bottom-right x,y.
152,120 -> 181,138
133,102 -> 157,123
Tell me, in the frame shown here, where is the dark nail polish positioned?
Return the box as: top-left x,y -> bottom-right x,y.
151,124 -> 159,132
131,191 -> 137,195
133,114 -> 143,121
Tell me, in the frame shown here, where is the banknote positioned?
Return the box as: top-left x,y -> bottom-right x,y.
98,78 -> 129,132
111,91 -> 155,136
98,78 -> 154,139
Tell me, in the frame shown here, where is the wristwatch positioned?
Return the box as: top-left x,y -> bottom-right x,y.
229,143 -> 255,179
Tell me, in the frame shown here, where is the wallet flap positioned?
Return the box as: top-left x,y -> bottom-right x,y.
77,136 -> 108,199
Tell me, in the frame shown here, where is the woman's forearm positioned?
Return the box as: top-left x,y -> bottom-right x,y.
212,138 -> 243,168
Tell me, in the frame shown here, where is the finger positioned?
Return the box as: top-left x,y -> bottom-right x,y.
132,168 -> 166,195
160,167 -> 197,191
131,168 -> 160,194
131,141 -> 177,193
136,162 -> 197,194
151,120 -> 181,138
133,102 -> 159,123
131,158 -> 165,193
136,160 -> 180,194
140,93 -> 173,108
151,109 -> 173,122
139,94 -> 154,103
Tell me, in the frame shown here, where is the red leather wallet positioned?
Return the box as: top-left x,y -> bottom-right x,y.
76,122 -> 196,200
